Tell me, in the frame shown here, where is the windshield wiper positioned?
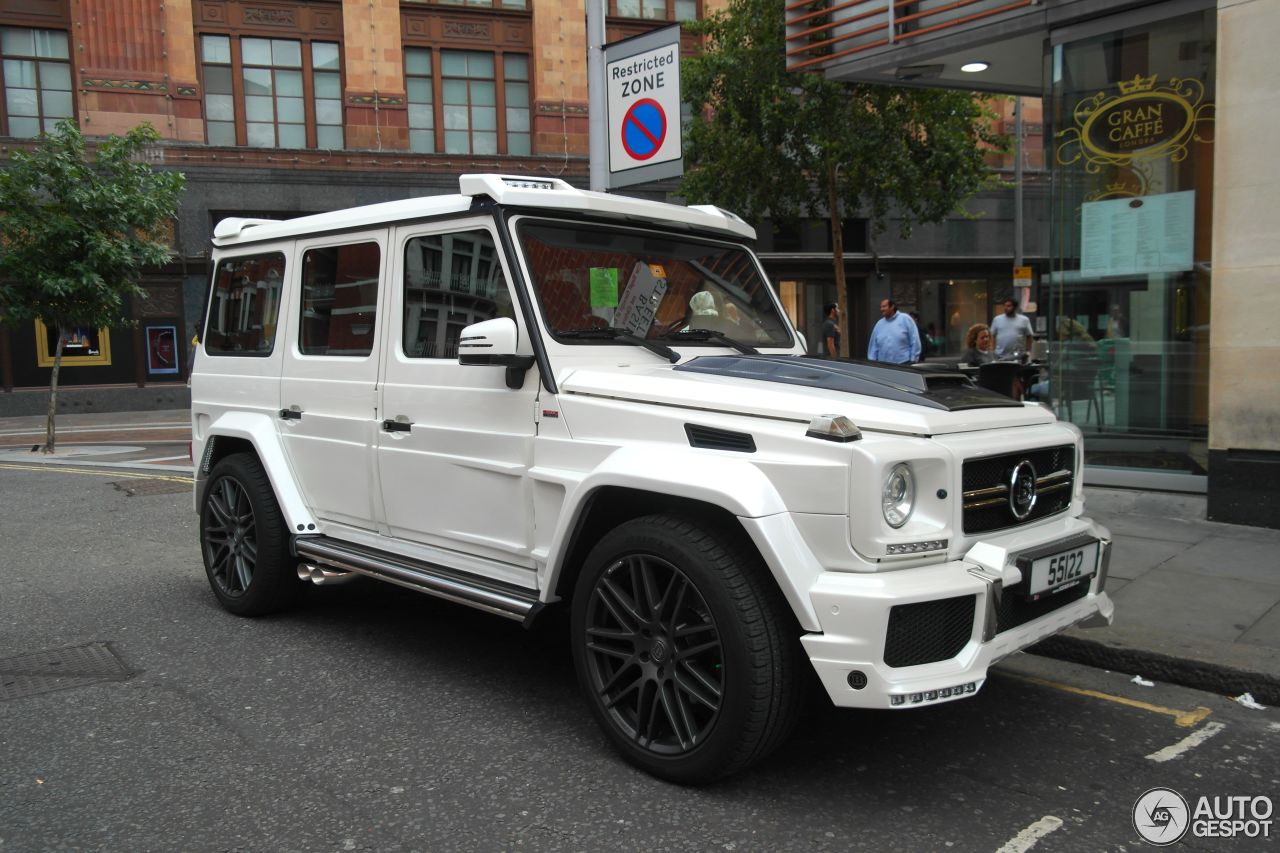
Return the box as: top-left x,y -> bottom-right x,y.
558,327 -> 681,364
665,328 -> 758,355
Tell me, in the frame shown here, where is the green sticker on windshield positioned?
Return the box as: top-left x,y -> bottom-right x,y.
589,267 -> 619,308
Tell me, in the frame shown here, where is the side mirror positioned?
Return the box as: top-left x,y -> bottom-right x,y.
458,317 -> 536,389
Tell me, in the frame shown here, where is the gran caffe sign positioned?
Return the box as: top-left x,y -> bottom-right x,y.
1056,74 -> 1214,171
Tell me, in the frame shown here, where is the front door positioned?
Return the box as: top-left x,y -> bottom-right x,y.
279,231 -> 387,529
377,218 -> 539,572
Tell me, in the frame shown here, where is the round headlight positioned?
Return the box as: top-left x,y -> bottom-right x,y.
882,463 -> 915,529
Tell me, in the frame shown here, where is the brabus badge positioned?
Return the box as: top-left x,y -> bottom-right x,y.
1009,460 -> 1038,520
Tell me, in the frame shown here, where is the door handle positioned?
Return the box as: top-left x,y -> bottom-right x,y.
382,419 -> 412,433
279,409 -> 302,420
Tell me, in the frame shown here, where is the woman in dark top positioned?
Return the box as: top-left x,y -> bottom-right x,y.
962,323 -> 995,365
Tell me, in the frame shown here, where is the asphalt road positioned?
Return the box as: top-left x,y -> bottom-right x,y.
1,464 -> 1276,852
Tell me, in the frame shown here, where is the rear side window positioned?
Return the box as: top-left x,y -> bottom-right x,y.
299,241 -> 381,356
204,253 -> 286,356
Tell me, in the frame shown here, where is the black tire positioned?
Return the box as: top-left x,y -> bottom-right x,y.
570,513 -> 804,784
199,452 -> 301,616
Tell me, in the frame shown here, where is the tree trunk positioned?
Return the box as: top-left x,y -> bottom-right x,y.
43,324 -> 66,454
827,164 -> 849,357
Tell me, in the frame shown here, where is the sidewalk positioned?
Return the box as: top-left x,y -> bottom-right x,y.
3,409 -> 1278,703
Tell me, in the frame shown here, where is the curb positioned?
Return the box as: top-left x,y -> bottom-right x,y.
1029,634 -> 1280,706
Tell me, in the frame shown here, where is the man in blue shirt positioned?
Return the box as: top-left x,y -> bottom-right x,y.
867,298 -> 921,364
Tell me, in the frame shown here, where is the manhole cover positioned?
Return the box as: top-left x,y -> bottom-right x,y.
112,478 -> 192,497
0,642 -> 135,701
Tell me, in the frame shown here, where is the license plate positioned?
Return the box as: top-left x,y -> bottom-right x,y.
1027,540 -> 1099,596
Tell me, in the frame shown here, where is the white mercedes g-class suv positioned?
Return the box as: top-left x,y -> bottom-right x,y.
192,174 -> 1113,784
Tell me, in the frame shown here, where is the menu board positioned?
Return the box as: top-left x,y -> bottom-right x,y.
1080,190 -> 1194,278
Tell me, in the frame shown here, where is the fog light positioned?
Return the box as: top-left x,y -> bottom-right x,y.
847,670 -> 868,690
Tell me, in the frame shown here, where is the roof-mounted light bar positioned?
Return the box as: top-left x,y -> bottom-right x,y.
459,174 -> 576,199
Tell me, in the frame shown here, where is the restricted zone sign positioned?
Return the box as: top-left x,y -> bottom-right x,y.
605,24 -> 682,189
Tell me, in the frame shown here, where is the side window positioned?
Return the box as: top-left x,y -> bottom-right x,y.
204,252 -> 286,356
403,230 -> 512,359
299,241 -> 381,356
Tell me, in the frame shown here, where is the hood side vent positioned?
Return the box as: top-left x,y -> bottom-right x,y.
685,424 -> 756,453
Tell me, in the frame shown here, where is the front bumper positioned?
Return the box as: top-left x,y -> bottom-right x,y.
800,517 -> 1114,709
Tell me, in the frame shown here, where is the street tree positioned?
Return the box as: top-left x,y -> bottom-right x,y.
680,0 -> 1005,355
0,121 -> 185,452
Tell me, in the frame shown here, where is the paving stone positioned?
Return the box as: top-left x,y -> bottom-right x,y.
1110,569 -> 1280,643
1237,602 -> 1280,650
1105,536 -> 1184,581
1161,535 -> 1280,585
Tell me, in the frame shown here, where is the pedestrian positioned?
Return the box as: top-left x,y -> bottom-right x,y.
961,323 -> 995,365
867,298 -> 921,364
990,297 -> 1034,359
820,301 -> 841,358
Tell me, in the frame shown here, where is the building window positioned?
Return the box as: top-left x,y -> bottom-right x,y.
242,37 -> 305,148
201,35 -> 235,146
503,54 -> 530,156
1,27 -> 73,138
442,50 -> 497,155
312,43 -> 343,150
611,0 -> 697,21
406,47 -> 434,154
403,47 -> 528,156
200,34 -> 344,150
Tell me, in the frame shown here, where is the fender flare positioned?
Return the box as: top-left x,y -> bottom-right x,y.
540,446 -> 822,630
200,410 -> 315,534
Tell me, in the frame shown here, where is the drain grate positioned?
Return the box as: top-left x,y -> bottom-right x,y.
0,642 -> 135,701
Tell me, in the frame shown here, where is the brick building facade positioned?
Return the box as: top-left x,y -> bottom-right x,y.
0,0 -> 1034,405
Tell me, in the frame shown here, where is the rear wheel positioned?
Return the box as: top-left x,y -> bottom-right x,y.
571,513 -> 804,784
200,452 -> 301,616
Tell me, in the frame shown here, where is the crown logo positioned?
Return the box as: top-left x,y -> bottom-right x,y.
1118,74 -> 1159,95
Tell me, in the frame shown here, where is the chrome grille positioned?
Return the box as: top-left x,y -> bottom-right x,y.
962,445 -> 1075,534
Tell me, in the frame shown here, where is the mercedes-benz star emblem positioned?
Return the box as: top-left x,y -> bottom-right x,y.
1009,460 -> 1038,520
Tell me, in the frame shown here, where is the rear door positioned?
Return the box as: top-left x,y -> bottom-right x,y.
278,230 -> 388,530
377,217 -> 539,576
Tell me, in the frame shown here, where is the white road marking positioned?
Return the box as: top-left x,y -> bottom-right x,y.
1146,721 -> 1227,763
995,816 -> 1063,853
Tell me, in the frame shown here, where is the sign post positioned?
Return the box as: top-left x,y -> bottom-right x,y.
604,24 -> 683,189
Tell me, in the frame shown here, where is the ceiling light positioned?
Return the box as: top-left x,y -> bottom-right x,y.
960,61 -> 990,73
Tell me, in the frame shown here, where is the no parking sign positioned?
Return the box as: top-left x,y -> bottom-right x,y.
605,25 -> 682,189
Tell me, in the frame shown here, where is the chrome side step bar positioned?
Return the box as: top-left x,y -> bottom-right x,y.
294,536 -> 543,627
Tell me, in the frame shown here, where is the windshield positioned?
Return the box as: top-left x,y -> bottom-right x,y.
515,220 -> 794,348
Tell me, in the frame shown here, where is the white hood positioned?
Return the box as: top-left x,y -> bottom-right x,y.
558,363 -> 1056,436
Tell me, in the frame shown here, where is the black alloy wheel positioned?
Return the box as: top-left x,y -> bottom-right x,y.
203,473 -> 256,598
572,514 -> 804,784
582,553 -> 724,755
200,452 -> 300,616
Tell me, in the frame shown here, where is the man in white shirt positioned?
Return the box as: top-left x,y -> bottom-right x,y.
990,298 -> 1033,358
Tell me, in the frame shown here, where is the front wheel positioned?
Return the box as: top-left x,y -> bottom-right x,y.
571,514 -> 804,784
199,452 -> 301,616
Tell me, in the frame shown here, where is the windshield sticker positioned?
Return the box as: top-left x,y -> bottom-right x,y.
615,262 -> 668,337
589,267 -> 619,308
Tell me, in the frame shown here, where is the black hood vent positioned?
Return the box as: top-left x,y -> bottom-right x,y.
674,355 -> 1022,412
685,424 -> 757,453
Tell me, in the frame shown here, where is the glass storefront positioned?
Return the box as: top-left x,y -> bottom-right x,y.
1046,8 -> 1215,486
